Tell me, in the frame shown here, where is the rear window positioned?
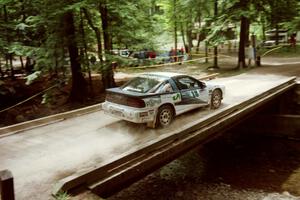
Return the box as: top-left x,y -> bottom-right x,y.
121,76 -> 164,93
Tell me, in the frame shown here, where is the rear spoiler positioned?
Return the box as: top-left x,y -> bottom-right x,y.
106,88 -> 177,99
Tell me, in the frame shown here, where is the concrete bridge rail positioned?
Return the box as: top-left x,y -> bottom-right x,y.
53,77 -> 296,198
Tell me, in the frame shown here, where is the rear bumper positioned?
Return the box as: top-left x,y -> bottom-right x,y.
102,101 -> 156,123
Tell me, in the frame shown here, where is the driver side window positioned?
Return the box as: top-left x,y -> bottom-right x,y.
156,81 -> 174,93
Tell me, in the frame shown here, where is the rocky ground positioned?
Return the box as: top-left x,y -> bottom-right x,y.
75,134 -> 300,200
103,135 -> 300,200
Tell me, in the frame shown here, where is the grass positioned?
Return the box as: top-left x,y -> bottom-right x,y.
53,191 -> 71,200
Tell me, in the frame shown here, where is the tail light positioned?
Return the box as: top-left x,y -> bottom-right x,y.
126,97 -> 145,108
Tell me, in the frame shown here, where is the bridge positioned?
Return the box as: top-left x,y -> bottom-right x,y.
0,73 -> 298,200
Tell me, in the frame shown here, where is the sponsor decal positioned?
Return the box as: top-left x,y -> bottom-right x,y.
172,93 -> 181,101
145,98 -> 161,107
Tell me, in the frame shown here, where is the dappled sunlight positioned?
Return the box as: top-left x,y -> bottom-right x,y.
282,166 -> 300,196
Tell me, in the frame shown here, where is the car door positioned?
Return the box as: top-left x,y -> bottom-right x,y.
173,76 -> 209,114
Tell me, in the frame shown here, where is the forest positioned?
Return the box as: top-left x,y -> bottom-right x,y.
0,0 -> 300,125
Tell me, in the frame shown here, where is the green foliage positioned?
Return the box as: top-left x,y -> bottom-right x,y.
8,43 -> 36,57
53,191 -> 71,200
265,0 -> 298,28
283,2 -> 300,32
25,71 -> 41,85
41,92 -> 53,105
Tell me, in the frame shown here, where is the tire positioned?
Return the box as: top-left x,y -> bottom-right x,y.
156,105 -> 174,127
211,89 -> 222,109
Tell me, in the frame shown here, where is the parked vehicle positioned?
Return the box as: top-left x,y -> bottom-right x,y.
130,50 -> 156,59
111,49 -> 130,57
102,72 -> 225,128
261,29 -> 288,48
155,51 -> 171,63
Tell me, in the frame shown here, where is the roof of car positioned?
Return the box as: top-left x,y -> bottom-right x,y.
141,72 -> 184,78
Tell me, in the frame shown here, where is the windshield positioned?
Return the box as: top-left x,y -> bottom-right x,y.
121,76 -> 165,93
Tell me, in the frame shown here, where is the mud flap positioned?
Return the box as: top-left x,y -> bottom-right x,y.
147,121 -> 156,128
147,110 -> 158,128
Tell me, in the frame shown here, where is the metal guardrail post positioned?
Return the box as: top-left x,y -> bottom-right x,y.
0,170 -> 15,200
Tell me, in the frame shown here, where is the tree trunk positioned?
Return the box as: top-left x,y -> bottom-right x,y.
63,11 -> 87,102
180,23 -> 186,51
196,14 -> 202,53
19,56 -> 24,69
0,59 -> 3,77
245,18 -> 250,46
205,41 -> 208,63
9,54 -> 14,78
173,0 -> 177,55
3,5 -> 14,78
80,9 -> 92,88
213,0 -> 219,68
186,30 -> 193,58
99,1 -> 112,52
238,16 -> 248,69
261,16 -> 266,41
82,8 -> 103,62
99,1 -> 116,90
186,9 -> 193,58
275,24 -> 279,45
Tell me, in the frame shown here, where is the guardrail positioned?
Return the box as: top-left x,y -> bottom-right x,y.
53,77 -> 296,198
0,104 -> 101,137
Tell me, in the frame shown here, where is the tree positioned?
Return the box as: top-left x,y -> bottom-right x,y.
265,0 -> 298,44
217,0 -> 267,68
63,8 -> 87,101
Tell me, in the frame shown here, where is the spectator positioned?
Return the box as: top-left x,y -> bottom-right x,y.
172,48 -> 177,62
148,51 -> 156,59
290,34 -> 296,48
228,40 -> 232,53
179,47 -> 184,62
246,45 -> 255,67
169,47 -> 174,62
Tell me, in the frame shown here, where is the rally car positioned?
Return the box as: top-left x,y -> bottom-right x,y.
102,72 -> 225,128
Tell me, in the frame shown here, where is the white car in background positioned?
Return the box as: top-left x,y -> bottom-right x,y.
102,72 -> 225,128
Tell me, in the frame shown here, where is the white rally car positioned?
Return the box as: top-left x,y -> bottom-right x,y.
102,72 -> 225,128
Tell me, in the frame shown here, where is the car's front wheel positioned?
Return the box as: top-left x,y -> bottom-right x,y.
156,105 -> 174,127
211,89 -> 222,109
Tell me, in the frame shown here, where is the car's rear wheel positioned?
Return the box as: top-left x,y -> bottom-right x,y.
211,89 -> 222,109
156,105 -> 174,127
